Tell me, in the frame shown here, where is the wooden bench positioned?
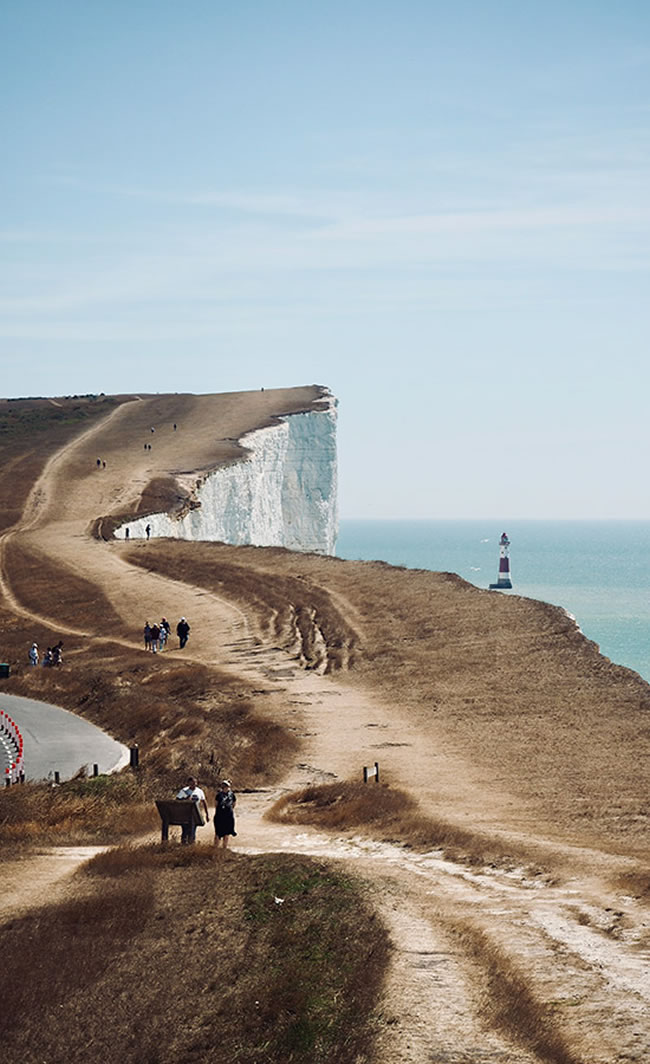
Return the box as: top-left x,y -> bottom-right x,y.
155,799 -> 204,842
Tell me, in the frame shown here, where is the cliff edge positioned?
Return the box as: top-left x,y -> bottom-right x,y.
109,386 -> 338,554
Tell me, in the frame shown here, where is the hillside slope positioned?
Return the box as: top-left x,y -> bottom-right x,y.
0,388 -> 648,1064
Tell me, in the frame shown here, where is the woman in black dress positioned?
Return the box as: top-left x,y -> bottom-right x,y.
214,780 -> 237,848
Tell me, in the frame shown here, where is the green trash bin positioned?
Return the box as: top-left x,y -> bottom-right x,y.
0,664 -> 10,678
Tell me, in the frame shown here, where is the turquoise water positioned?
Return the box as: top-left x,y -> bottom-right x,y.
337,520 -> 650,683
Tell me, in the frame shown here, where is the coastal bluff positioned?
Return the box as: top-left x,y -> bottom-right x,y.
1,387 -> 649,1063
107,385 -> 338,554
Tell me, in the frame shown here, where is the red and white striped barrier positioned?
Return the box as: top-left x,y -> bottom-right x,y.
1,709 -> 24,785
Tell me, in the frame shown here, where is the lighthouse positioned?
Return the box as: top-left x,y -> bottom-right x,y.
489,531 -> 513,589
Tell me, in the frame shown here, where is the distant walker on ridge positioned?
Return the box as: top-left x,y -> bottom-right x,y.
177,616 -> 190,649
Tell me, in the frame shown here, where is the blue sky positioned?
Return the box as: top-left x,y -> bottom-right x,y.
2,1 -> 649,518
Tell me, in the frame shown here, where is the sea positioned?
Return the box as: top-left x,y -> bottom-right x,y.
336,520 -> 650,685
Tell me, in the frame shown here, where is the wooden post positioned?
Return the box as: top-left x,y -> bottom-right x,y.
130,744 -> 139,769
93,763 -> 99,777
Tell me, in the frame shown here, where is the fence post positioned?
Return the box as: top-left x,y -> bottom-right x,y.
54,771 -> 60,785
130,744 -> 139,769
93,763 -> 99,777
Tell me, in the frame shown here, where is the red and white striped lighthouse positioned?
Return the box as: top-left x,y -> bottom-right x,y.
489,531 -> 512,589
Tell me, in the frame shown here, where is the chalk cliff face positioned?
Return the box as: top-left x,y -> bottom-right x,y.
115,393 -> 338,554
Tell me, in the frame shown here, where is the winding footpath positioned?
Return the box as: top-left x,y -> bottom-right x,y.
1,396 -> 649,1064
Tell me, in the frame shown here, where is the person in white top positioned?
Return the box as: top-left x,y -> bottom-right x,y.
176,775 -> 210,844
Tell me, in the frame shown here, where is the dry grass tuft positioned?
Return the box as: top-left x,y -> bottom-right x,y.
268,781 -> 558,872
84,841 -> 220,875
269,779 -> 417,832
448,919 -> 584,1064
614,868 -> 650,903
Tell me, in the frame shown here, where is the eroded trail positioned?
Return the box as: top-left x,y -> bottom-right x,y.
2,397 -> 649,1064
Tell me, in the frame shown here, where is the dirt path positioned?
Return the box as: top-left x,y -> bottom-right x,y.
0,847 -> 108,920
2,394 -> 649,1064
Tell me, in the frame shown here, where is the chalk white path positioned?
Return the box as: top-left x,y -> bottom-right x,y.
0,693 -> 129,781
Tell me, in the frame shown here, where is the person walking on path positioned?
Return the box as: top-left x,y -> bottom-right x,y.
213,780 -> 237,848
150,622 -> 160,653
176,617 -> 190,649
158,620 -> 167,652
28,642 -> 39,666
176,776 -> 209,844
143,621 -> 152,652
145,523 -> 151,540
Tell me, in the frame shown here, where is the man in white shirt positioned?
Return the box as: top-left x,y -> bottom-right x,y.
176,776 -> 210,844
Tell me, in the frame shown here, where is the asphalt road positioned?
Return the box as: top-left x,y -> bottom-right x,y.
0,692 -> 130,782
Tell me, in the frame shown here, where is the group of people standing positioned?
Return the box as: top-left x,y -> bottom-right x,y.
143,617 -> 191,652
28,640 -> 63,667
143,618 -> 170,653
176,775 -> 237,847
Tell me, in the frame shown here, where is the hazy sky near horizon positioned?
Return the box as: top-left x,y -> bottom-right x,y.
3,1 -> 649,519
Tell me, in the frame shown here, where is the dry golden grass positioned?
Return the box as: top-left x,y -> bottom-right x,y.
269,781 -> 557,874
0,846 -> 389,1064
447,919 -> 584,1064
613,868 -> 650,902
0,772 -> 157,847
0,611 -> 299,852
128,544 -> 360,671
0,394 -> 122,534
5,537 -> 126,633
1,625 -> 299,818
134,540 -> 650,861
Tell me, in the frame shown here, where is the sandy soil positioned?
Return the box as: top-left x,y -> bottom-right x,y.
1,389 -> 649,1063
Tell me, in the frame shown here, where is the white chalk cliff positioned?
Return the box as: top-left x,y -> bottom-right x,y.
115,392 -> 338,554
